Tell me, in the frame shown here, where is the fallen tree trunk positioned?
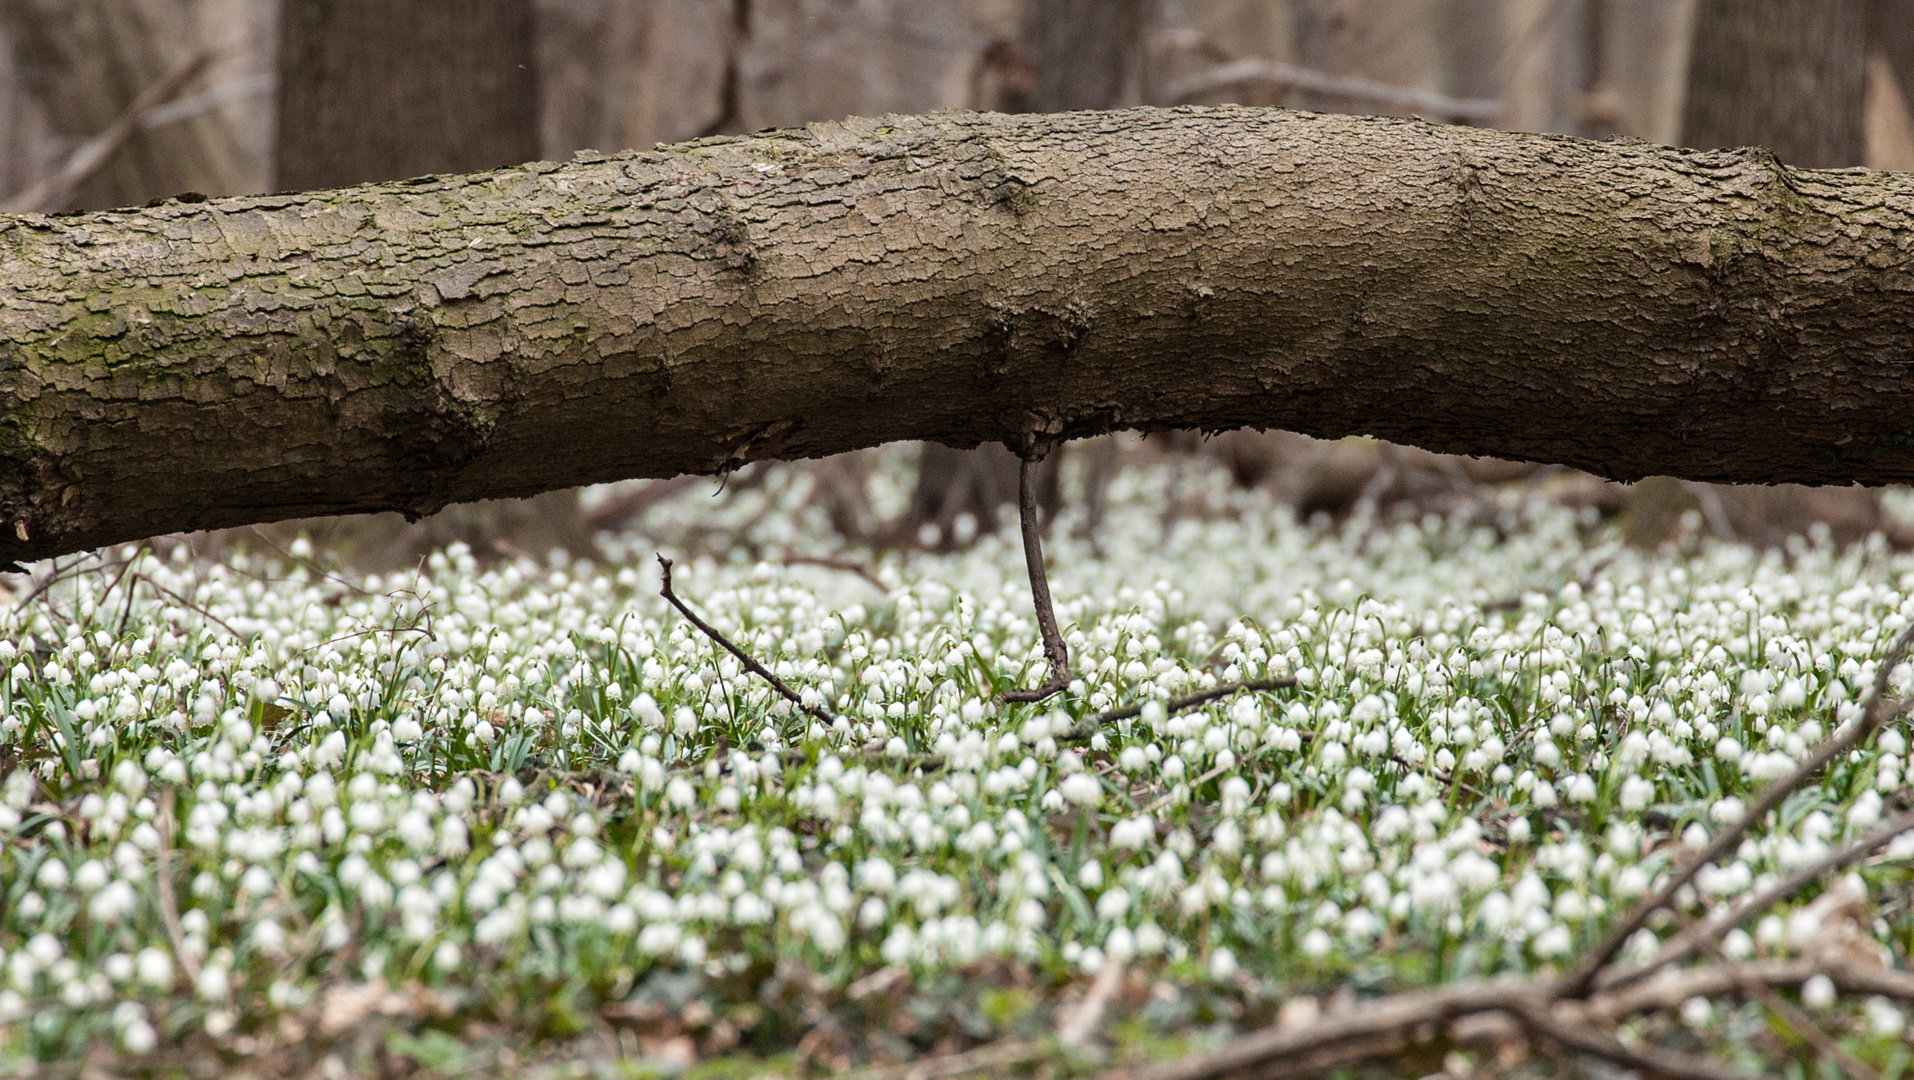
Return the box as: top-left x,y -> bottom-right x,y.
3,104 -> 1914,565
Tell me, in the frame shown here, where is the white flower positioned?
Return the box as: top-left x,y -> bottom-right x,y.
135,948 -> 173,988
1801,974 -> 1837,1009
88,880 -> 138,922
665,777 -> 696,808
1617,776 -> 1655,811
1059,773 -> 1102,807
195,964 -> 231,1001
1300,929 -> 1333,958
1533,924 -> 1573,957
1865,996 -> 1907,1036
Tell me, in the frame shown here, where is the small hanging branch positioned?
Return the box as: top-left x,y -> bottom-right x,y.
1001,452 -> 1072,703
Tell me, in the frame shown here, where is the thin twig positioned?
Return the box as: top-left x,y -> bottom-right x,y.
1676,910 -> 1881,1080
1561,623 -> 1914,999
1513,1000 -> 1774,1080
144,579 -> 247,639
835,1038 -> 1038,1080
1001,453 -> 1070,704
154,787 -> 201,984
657,555 -> 835,725
1165,58 -> 1503,121
1600,802 -> 1914,994
783,553 -> 888,591
1064,677 -> 1296,741
2,51 -> 214,214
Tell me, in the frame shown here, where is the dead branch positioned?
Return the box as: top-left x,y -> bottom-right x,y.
836,1038 -> 1039,1080
585,475 -> 705,533
1120,978 -> 1542,1080
1561,624 -> 1914,999
1680,912 -> 1881,1080
1164,58 -> 1503,121
782,553 -> 888,591
1001,453 -> 1071,704
1,50 -> 214,214
656,555 -> 835,726
1512,999 -> 1775,1080
1065,677 -> 1296,741
1600,803 -> 1914,994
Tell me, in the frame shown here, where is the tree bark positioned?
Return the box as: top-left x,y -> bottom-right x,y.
4,104 -> 1914,565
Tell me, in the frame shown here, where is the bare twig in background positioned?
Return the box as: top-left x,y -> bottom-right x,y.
2,50 -> 214,214
1001,453 -> 1071,704
139,72 -> 274,131
782,553 -> 888,591
584,475 -> 704,533
1166,59 -> 1503,121
1561,622 -> 1914,999
657,555 -> 835,725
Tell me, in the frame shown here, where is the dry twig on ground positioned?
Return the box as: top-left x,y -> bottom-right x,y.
657,555 -> 835,726
1099,625 -> 1914,1080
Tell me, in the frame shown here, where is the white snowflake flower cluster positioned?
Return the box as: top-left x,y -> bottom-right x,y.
0,449 -> 1907,1057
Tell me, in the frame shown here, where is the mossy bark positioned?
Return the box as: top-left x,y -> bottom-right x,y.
4,104 -> 1914,565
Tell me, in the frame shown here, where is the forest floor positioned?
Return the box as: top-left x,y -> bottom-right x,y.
0,448 -> 1909,1079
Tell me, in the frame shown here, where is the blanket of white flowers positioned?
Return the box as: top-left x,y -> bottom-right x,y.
0,452 -> 1909,1076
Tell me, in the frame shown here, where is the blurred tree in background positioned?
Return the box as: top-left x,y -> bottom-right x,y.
270,0 -> 602,569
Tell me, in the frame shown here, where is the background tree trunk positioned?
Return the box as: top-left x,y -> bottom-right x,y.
0,0 -> 263,209
1638,0 -> 1894,546
275,0 -> 538,190
272,0 -> 592,568
887,0 -> 1155,551
1681,0 -> 1868,168
5,106 -> 1914,567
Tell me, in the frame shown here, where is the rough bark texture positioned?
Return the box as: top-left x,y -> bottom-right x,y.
1681,0 -> 1868,168
275,0 -> 538,190
4,104 -> 1914,565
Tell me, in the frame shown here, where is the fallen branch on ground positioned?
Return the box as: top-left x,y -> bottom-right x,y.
1562,623 -> 1914,998
657,555 -> 836,726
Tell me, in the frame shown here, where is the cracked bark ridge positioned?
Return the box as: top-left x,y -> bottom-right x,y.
4,104 -> 1914,565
